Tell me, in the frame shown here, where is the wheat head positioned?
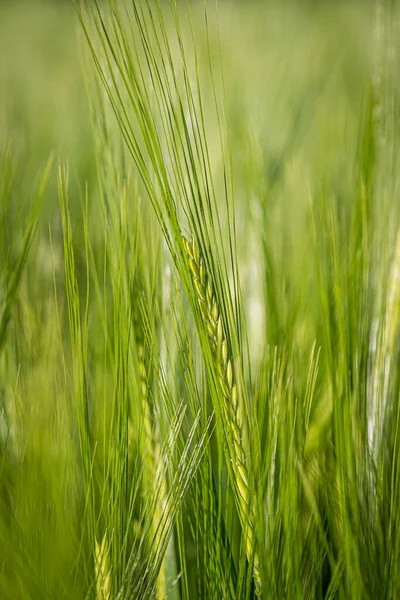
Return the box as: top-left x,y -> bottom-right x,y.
132,298 -> 167,599
183,236 -> 262,596
95,533 -> 111,600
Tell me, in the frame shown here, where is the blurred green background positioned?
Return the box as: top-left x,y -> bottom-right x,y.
0,0 -> 371,198
0,2 -> 389,598
0,0 -> 374,316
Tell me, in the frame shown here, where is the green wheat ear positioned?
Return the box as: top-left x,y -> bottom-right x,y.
183,236 -> 262,596
132,295 -> 167,599
95,533 -> 111,600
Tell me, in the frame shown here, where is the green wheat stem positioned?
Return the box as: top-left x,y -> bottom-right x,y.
183,235 -> 262,596
385,228 -> 400,357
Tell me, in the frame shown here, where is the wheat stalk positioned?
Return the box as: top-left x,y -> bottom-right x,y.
385,228 -> 400,357
95,533 -> 112,600
183,236 -> 262,596
369,229 -> 400,455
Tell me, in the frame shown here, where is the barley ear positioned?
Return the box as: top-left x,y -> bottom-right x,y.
95,533 -> 111,600
132,296 -> 167,599
184,235 -> 262,595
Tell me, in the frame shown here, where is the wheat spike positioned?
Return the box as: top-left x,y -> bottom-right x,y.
183,236 -> 262,596
132,298 -> 167,599
95,533 -> 111,600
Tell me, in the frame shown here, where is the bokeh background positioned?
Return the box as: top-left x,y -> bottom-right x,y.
0,0 -> 375,342
2,2 -> 397,598
0,0 -> 371,202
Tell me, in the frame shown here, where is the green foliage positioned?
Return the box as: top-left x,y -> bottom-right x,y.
1,1 -> 400,599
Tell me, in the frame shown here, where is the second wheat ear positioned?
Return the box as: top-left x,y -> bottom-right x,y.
132,295 -> 167,599
95,533 -> 111,600
183,235 -> 262,596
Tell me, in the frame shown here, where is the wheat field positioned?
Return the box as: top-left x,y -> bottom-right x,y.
1,1 -> 400,598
